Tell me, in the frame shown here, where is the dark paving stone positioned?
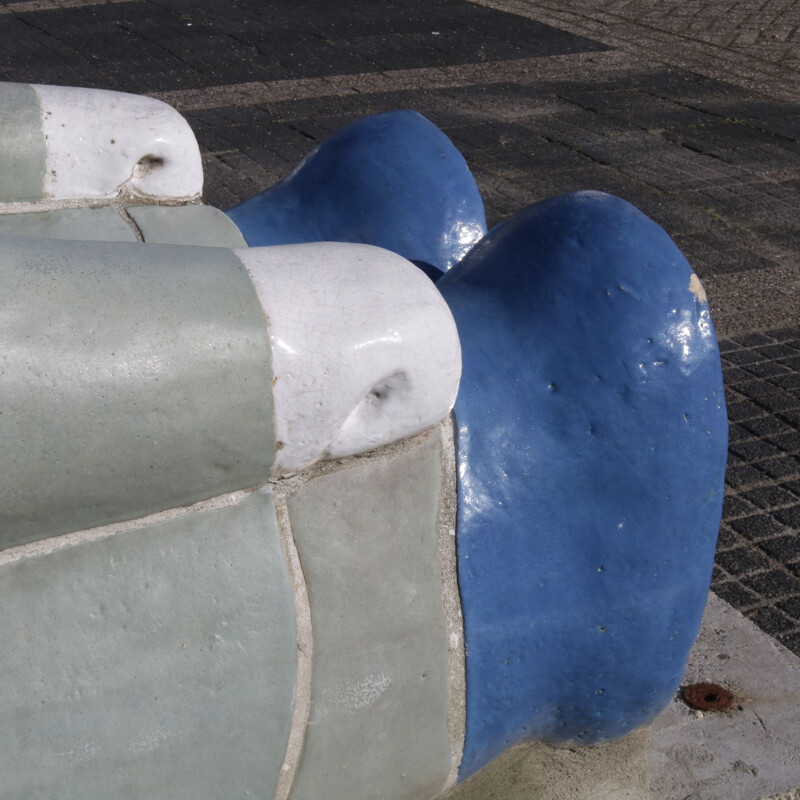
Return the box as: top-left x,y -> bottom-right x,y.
729,514 -> 791,541
712,580 -> 761,609
716,547 -> 774,576
727,422 -> 754,443
0,0 -> 608,92
772,373 -> 800,391
741,569 -> 800,600
757,535 -> 800,563
773,504 -> 800,528
778,596 -> 800,618
742,361 -> 793,379
723,349 -> 769,366
723,365 -> 755,385
725,465 -> 767,489
725,399 -> 769,422
711,564 -> 728,583
777,631 -> 800,656
769,327 -> 800,342
741,416 -> 794,437
732,333 -> 777,348
741,485 -> 799,510
756,457 -> 800,480
729,438 -> 784,462
753,343 -> 800,360
735,382 -> 799,414
745,605 -> 798,637
722,494 -> 757,519
768,432 -> 800,453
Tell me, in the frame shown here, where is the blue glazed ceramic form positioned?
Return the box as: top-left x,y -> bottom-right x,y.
437,191 -> 728,778
226,110 -> 487,273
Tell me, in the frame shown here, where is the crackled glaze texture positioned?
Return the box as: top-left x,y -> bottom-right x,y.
437,191 -> 728,779
226,110 -> 487,273
238,243 -> 461,476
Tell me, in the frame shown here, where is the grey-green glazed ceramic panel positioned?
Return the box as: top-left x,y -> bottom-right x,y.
287,432 -> 452,800
0,237 -> 275,549
0,207 -> 138,241
0,82 -> 46,202
127,204 -> 248,247
0,489 -> 296,799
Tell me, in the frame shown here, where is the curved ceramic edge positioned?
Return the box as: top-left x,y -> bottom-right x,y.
32,83 -> 203,201
226,109 -> 487,273
438,191 -> 728,778
236,243 -> 462,476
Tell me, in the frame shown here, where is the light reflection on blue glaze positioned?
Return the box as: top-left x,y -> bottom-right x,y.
437,191 -> 728,780
226,110 -> 487,273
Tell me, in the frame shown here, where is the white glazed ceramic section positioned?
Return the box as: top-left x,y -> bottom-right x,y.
34,84 -> 203,201
237,243 -> 462,476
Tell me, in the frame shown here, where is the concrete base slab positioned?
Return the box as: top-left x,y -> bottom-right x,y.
441,729 -> 650,800
650,592 -> 800,800
441,591 -> 800,800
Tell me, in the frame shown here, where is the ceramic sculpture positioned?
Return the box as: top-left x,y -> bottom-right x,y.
0,83 -> 728,799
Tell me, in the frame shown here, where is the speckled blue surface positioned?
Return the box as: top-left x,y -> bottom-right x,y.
437,191 -> 728,780
226,110 -> 486,273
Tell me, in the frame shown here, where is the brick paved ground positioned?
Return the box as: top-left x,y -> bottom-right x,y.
0,0 -> 798,653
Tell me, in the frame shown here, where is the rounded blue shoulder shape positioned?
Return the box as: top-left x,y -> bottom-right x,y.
438,191 -> 728,779
226,110 -> 487,273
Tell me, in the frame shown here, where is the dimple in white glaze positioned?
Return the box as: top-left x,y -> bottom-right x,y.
236,243 -> 462,476
34,84 -> 203,201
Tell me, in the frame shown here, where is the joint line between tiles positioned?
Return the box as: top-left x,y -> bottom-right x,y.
271,488 -> 313,800
438,414 -> 466,788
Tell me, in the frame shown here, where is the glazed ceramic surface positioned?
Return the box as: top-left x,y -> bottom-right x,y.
0,85 -> 730,800
0,236 -> 276,548
0,82 -> 202,203
226,110 -> 487,273
437,191 -> 728,778
0,234 -> 464,800
239,242 -> 461,475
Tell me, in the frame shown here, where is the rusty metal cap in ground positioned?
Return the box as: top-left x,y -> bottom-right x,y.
682,682 -> 734,711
